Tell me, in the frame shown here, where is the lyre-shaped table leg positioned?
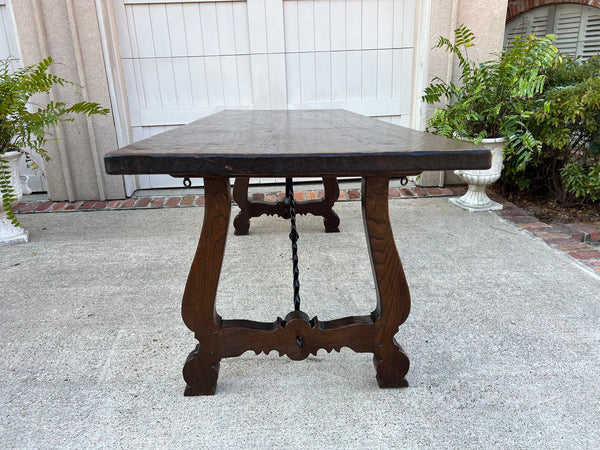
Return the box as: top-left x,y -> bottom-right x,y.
362,176 -> 410,387
181,177 -> 231,395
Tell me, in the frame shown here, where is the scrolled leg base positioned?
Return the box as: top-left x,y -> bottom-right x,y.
323,211 -> 340,233
232,214 -> 250,236
373,337 -> 409,388
183,344 -> 220,396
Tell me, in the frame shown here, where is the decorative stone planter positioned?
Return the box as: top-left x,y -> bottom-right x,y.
450,137 -> 505,212
1,151 -> 31,246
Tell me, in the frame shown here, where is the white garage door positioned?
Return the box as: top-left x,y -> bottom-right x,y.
0,1 -> 19,63
111,0 -> 418,190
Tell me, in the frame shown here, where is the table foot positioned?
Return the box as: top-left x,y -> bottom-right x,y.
183,344 -> 220,396
322,213 -> 340,233
232,214 -> 250,236
373,338 -> 410,388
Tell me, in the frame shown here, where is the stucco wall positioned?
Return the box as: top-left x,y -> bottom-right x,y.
421,0 -> 509,186
11,0 -> 124,202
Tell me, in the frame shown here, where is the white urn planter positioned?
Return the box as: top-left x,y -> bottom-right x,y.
1,151 -> 31,246
450,137 -> 505,212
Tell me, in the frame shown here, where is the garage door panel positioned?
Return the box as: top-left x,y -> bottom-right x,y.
199,3 -> 220,54
267,53 -> 287,108
236,55 -> 253,105
377,49 -> 394,100
313,1 -> 330,52
330,1 -> 345,51
296,1 -> 315,52
232,2 -> 250,53
187,57 -> 210,107
330,52 -> 346,101
149,4 -> 173,56
165,4 -> 189,56
113,0 -> 416,190
156,59 -> 180,107
0,2 -> 19,60
362,50 -> 378,100
171,57 -> 194,107
121,59 -> 142,122
139,59 -> 162,107
346,50 -> 362,101
392,48 -> 413,110
396,0 -> 415,47
315,52 -> 332,102
362,0 -> 378,49
378,0 -> 394,49
182,3 -> 205,54
346,0 -> 362,49
131,5 -> 155,56
283,1 -> 299,52
264,0 -> 285,53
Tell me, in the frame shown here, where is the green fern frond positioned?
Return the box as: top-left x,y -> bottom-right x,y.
1,56 -> 110,226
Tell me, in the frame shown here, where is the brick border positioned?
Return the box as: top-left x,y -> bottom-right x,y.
12,185 -> 466,215
14,186 -> 600,275
489,192 -> 600,275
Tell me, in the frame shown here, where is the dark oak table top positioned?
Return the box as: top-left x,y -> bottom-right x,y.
104,109 -> 491,177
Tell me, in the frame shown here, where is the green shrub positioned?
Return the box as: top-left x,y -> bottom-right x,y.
423,25 -> 600,206
561,161 -> 600,202
502,55 -> 600,204
423,26 -> 559,148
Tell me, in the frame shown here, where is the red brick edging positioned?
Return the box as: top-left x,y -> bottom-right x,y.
488,193 -> 600,275
13,186 -> 466,215
13,186 -> 600,275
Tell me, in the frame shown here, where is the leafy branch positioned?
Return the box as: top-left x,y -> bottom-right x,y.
0,56 -> 109,226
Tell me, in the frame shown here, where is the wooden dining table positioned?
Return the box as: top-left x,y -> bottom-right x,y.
104,109 -> 490,395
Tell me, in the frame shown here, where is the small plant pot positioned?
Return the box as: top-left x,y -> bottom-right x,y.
1,151 -> 29,245
450,137 -> 505,212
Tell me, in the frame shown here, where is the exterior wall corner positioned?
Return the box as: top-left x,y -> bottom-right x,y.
11,0 -> 125,201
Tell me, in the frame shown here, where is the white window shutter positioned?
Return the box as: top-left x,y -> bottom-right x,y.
505,5 -> 600,60
553,4 -> 583,57
581,8 -> 600,59
530,8 -> 551,36
505,6 -> 550,48
504,18 -> 530,47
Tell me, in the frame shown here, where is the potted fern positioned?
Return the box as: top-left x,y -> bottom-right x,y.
422,26 -> 560,211
0,57 -> 108,245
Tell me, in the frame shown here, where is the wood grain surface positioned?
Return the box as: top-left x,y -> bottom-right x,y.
104,110 -> 491,177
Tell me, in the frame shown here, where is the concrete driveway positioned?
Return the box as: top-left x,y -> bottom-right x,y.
1,198 -> 599,448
